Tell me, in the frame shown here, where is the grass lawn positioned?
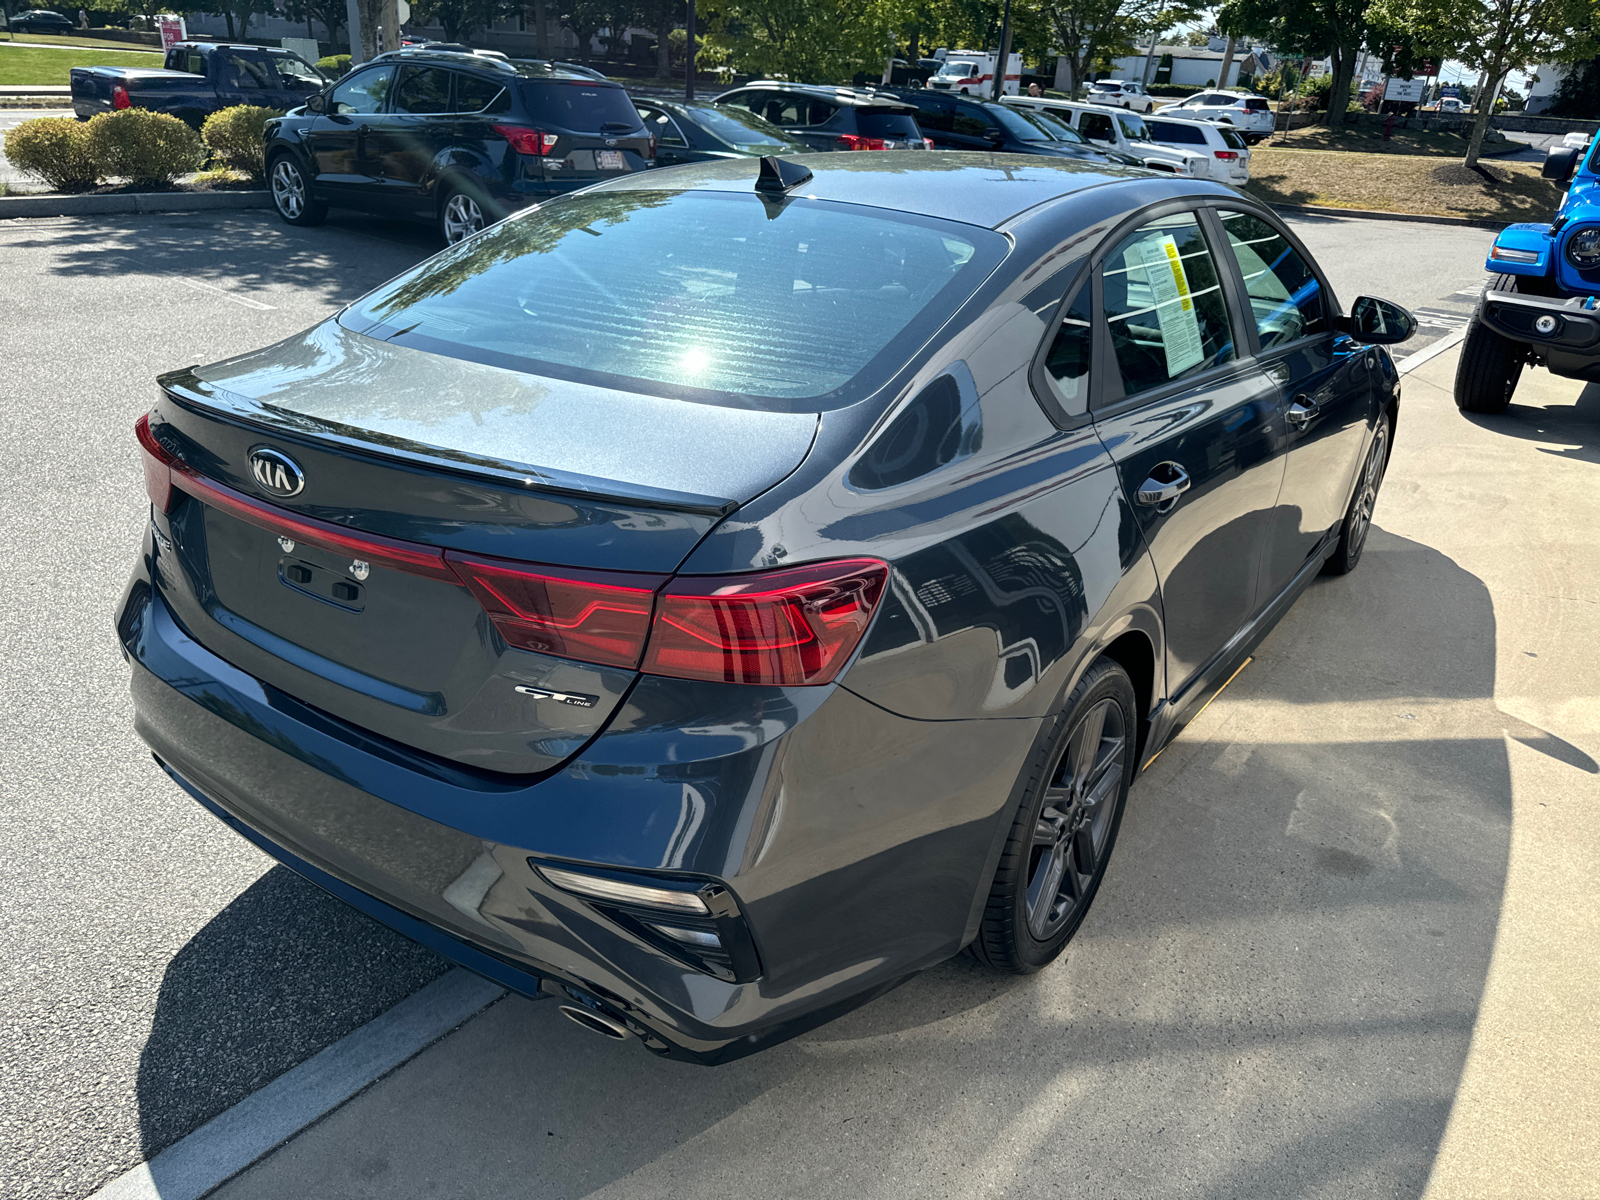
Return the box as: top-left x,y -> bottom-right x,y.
0,44 -> 164,85
0,31 -> 161,53
1243,147 -> 1564,223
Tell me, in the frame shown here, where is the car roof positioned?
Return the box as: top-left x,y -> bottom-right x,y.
591,152 -> 1227,230
367,47 -> 519,74
723,82 -> 913,109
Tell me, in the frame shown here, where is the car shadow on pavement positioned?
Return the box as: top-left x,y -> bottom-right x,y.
179,525 -> 1548,1200
134,866 -> 448,1161
1461,376 -> 1600,467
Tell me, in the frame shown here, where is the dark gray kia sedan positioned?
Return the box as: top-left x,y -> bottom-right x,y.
119,154 -> 1414,1062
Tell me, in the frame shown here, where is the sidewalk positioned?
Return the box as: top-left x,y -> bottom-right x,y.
192,348 -> 1600,1199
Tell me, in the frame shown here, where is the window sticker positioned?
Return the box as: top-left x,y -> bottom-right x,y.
1138,234 -> 1204,377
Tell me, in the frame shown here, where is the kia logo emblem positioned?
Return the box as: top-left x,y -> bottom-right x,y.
248,447 -> 305,497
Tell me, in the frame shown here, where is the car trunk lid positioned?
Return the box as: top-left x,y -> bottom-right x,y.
141,321 -> 818,776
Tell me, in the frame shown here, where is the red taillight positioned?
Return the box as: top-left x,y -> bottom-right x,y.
642,559 -> 888,686
1214,150 -> 1240,161
835,134 -> 889,151
444,552 -> 663,669
923,137 -> 935,150
493,124 -> 558,156
135,413 -> 177,513
112,83 -> 131,110
648,134 -> 656,160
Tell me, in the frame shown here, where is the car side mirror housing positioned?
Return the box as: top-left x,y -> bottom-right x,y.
305,93 -> 326,114
1344,296 -> 1416,344
1542,145 -> 1580,184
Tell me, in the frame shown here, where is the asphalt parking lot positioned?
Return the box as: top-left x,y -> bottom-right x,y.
1,206 -> 1593,1199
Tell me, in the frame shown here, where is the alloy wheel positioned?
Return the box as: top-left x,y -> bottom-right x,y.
271,160 -> 303,220
1350,422 -> 1388,557
443,192 -> 485,244
1025,697 -> 1128,940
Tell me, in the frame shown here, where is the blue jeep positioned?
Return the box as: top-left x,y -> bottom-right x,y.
1457,138 -> 1600,413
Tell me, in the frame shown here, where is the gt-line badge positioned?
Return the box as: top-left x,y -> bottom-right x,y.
514,685 -> 598,708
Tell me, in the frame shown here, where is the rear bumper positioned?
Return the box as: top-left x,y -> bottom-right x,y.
118,558 -> 1039,1062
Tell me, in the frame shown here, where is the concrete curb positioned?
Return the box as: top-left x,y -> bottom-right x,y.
0,189 -> 271,218
1269,202 -> 1503,231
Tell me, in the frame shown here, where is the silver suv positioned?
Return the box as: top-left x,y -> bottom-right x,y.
1159,90 -> 1274,144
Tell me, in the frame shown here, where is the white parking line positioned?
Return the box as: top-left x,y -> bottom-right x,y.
88,969 -> 506,1200
173,276 -> 276,310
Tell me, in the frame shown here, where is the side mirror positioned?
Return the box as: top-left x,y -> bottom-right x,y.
305,93 -> 326,114
1543,145 -> 1580,184
1345,296 -> 1416,344
986,130 -> 1006,145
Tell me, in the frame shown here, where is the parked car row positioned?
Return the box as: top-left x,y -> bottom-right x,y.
256,49 -> 1263,245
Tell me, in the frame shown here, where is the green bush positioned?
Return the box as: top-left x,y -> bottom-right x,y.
2,116 -> 100,192
86,108 -> 204,186
201,105 -> 284,183
316,54 -> 352,78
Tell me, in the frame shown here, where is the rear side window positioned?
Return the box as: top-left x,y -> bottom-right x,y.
952,105 -> 997,138
1101,212 -> 1236,398
344,190 -> 1005,409
806,100 -> 839,125
1042,285 -> 1092,414
226,53 -> 276,90
520,82 -> 642,131
1149,121 -> 1204,145
329,66 -> 393,114
1079,112 -> 1115,142
1218,211 -> 1328,347
856,110 -> 921,139
908,97 -> 954,132
393,66 -> 451,114
453,74 -> 507,113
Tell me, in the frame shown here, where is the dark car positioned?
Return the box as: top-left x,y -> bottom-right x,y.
635,98 -> 806,165
7,8 -> 74,33
71,42 -> 326,127
888,87 -> 1135,164
263,49 -> 652,244
714,82 -> 929,150
121,153 -> 1414,1064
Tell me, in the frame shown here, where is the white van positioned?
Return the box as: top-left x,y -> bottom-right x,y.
927,51 -> 1022,96
1004,97 -> 1208,177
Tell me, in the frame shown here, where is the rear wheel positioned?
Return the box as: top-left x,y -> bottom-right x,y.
973,657 -> 1135,973
439,184 -> 486,246
1455,275 -> 1529,414
268,155 -> 326,227
1323,414 -> 1390,575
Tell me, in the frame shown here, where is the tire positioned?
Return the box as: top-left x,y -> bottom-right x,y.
438,182 -> 488,245
268,154 -> 326,227
1323,413 -> 1390,576
973,657 -> 1136,973
1454,275 -> 1528,414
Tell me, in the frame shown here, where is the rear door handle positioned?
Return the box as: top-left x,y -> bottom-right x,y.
1136,462 -> 1191,507
1287,394 -> 1320,425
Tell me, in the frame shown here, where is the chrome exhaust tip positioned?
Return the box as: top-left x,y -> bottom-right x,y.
558,1004 -> 631,1040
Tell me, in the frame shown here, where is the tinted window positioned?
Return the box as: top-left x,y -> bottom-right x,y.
226,53 -> 275,90
453,74 -> 507,112
1079,112 -> 1115,142
344,190 -> 1004,409
952,104 -> 997,138
1148,120 -> 1204,145
520,82 -> 642,131
1117,113 -> 1150,142
1217,126 -> 1247,150
1022,109 -> 1085,142
993,105 -> 1060,142
393,66 -> 452,114
1042,284 -> 1092,413
907,95 -> 954,133
856,111 -> 921,138
680,103 -> 791,148
1244,98 -> 1269,111
805,100 -> 839,126
330,66 -> 393,114
1218,211 -> 1328,347
1102,212 -> 1236,398
638,105 -> 688,146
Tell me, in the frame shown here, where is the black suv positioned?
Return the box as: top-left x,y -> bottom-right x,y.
885,88 -> 1134,165
713,83 -> 929,151
264,50 -> 653,244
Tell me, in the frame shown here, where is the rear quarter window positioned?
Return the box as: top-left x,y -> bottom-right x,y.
520,81 -> 642,131
1218,126 -> 1247,150
1148,122 -> 1204,144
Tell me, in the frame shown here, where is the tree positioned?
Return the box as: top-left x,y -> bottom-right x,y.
1367,0 -> 1598,164
1043,1 -> 1197,98
1218,0 -> 1369,127
284,0 -> 348,42
413,0 -> 510,41
625,0 -> 682,74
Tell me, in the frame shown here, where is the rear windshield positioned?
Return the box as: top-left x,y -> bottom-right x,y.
1218,126 -> 1247,150
1244,98 -> 1269,111
519,81 -> 642,132
856,110 -> 922,139
1148,120 -> 1205,145
341,190 -> 1005,411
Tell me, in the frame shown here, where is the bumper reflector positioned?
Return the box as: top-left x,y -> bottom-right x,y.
537,865 -> 711,914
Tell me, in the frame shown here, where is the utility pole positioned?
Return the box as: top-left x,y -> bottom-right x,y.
992,0 -> 1012,101
1140,29 -> 1159,85
685,0 -> 696,100
882,29 -> 895,87
345,0 -> 363,63
1218,35 -> 1236,89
